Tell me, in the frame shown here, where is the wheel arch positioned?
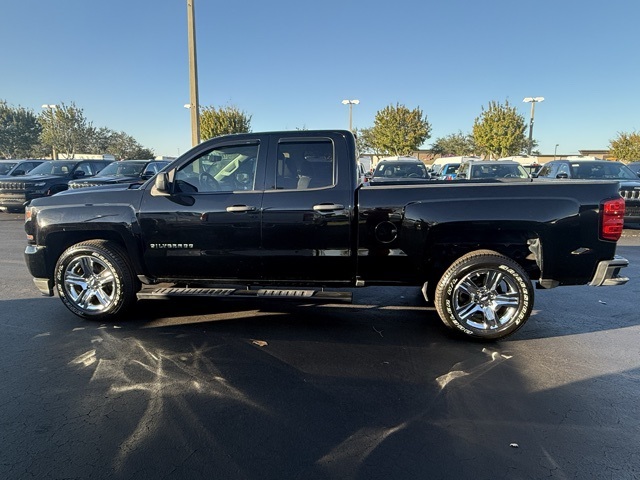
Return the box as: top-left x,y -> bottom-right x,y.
417,222 -> 543,301
42,228 -> 145,283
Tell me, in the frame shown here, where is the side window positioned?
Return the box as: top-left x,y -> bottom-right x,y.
22,162 -> 37,173
145,163 -> 165,175
75,162 -> 95,176
175,143 -> 259,193
275,139 -> 334,190
556,163 -> 570,177
537,164 -> 555,178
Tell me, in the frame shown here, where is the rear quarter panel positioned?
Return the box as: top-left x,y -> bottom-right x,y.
356,180 -> 621,286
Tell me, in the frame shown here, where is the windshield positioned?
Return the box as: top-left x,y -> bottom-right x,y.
0,163 -> 17,175
570,162 -> 638,180
374,162 -> 428,178
95,161 -> 148,177
28,161 -> 77,176
469,163 -> 529,179
442,164 -> 460,175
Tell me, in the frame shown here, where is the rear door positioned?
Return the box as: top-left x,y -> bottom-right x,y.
260,132 -> 355,284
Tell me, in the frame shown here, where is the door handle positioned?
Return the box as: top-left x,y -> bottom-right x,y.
226,205 -> 257,213
313,203 -> 344,212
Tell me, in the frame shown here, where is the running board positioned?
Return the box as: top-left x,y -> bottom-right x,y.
137,287 -> 352,303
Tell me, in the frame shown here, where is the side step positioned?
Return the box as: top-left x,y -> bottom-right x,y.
137,287 -> 352,303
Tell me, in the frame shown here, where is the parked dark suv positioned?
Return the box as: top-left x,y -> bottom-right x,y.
0,159 -> 45,178
535,159 -> 640,226
68,159 -> 171,190
456,160 -> 530,180
0,159 -> 112,211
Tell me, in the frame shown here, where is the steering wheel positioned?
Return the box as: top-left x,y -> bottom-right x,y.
408,173 -> 420,178
199,172 -> 219,191
504,174 -> 518,178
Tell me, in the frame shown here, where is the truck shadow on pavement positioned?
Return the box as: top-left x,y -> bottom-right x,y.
3,294 -> 639,479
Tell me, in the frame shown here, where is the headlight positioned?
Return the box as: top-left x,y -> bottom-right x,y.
25,205 -> 35,223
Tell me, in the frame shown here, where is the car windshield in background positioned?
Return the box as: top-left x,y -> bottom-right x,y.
374,162 -> 428,178
626,162 -> 640,175
27,161 -> 77,176
468,163 -> 529,179
94,161 -> 148,177
0,163 -> 18,175
570,162 -> 638,180
441,164 -> 459,175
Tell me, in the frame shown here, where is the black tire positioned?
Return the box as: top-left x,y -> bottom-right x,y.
55,240 -> 139,320
434,250 -> 534,340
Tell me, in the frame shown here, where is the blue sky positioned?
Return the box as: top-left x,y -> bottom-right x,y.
2,0 -> 638,157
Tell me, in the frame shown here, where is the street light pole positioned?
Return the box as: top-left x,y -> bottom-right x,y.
554,144 -> 559,160
523,97 -> 544,156
341,99 -> 360,131
41,104 -> 58,159
186,0 -> 200,146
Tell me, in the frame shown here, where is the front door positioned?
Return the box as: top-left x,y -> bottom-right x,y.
138,137 -> 266,281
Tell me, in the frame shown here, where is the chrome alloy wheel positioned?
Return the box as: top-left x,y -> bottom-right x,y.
63,255 -> 117,312
452,268 -> 521,331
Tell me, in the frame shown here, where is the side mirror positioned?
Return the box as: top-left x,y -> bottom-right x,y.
73,170 -> 86,178
154,172 -> 169,193
556,173 -> 568,179
12,169 -> 25,176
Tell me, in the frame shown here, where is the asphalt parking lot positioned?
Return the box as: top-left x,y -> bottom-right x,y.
1,212 -> 639,480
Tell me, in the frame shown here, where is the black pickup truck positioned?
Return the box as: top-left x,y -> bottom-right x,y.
24,130 -> 629,340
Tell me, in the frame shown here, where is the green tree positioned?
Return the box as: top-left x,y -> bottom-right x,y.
103,131 -> 154,160
431,131 -> 477,156
472,100 -> 527,158
353,127 -> 377,155
83,126 -> 115,154
370,103 -> 431,156
39,102 -> 91,159
521,138 -> 540,156
0,101 -> 42,158
609,131 -> 640,161
82,126 -> 154,159
200,105 -> 252,140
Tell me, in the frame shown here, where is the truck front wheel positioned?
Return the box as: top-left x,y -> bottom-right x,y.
55,240 -> 139,320
434,250 -> 534,340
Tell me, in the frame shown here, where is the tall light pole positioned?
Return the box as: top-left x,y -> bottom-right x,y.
523,97 -> 544,155
186,0 -> 200,146
341,99 -> 359,131
41,104 -> 58,159
554,143 -> 559,160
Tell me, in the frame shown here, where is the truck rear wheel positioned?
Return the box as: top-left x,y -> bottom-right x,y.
55,240 -> 139,320
434,250 -> 533,340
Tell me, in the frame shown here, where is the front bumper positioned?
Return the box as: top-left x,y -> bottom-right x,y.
623,201 -> 640,224
0,193 -> 29,208
589,255 -> 629,286
25,244 -> 53,295
33,277 -> 53,296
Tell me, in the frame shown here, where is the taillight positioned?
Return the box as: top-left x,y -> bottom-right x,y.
601,198 -> 625,241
